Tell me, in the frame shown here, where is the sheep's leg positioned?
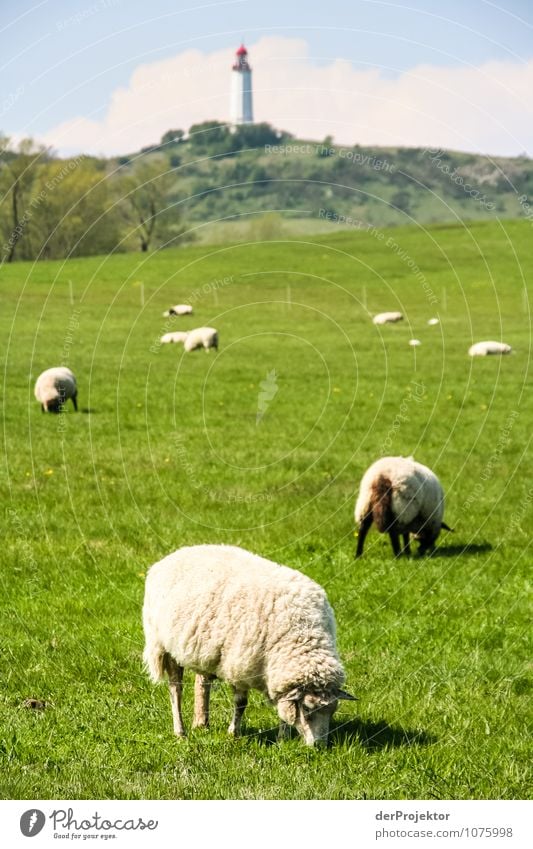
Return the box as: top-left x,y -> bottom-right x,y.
402,533 -> 411,556
41,404 -> 45,413
278,721 -> 290,741
355,513 -> 373,558
389,529 -> 401,557
163,654 -> 186,738
72,393 -> 78,412
419,540 -> 435,557
228,688 -> 248,737
193,673 -> 215,728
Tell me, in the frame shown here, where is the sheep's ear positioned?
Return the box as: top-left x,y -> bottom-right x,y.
282,688 -> 303,702
441,522 -> 454,532
336,689 -> 358,701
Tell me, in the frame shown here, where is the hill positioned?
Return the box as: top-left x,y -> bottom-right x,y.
147,125 -> 533,242
2,123 -> 533,262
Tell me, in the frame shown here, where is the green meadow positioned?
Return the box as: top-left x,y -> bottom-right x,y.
1,219 -> 531,799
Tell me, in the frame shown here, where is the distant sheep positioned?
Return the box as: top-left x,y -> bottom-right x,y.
354,456 -> 452,557
373,311 -> 403,325
163,304 -> 193,317
34,367 -> 78,414
184,326 -> 218,352
468,341 -> 512,357
409,339 -> 421,347
143,544 -> 355,746
160,331 -> 189,345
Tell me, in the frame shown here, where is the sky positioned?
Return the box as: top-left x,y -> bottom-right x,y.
2,0 -> 533,157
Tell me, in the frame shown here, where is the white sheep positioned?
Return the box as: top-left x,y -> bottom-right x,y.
183,326 -> 218,352
143,544 -> 355,746
34,367 -> 78,413
160,331 -> 189,345
373,311 -> 404,325
354,456 -> 452,557
163,304 -> 193,317
468,341 -> 512,357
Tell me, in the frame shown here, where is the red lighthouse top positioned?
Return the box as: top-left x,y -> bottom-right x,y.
233,44 -> 251,71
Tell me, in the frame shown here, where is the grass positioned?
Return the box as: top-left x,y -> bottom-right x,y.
0,219 -> 531,799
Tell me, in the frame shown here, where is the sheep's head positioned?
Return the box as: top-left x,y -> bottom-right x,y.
277,686 -> 356,747
45,396 -> 62,413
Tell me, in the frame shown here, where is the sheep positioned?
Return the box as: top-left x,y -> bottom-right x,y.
34,367 -> 78,413
163,304 -> 193,317
143,544 -> 356,746
354,456 -> 452,557
160,331 -> 189,345
373,311 -> 403,325
183,326 -> 218,352
409,339 -> 421,347
468,341 -> 512,357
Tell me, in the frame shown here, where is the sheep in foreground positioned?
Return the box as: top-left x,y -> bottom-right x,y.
143,544 -> 355,746
163,304 -> 193,317
373,311 -> 403,325
160,331 -> 189,345
354,456 -> 452,557
34,367 -> 78,413
468,341 -> 512,357
183,326 -> 218,352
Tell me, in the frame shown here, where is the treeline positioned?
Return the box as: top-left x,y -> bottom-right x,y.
0,123 -> 288,263
2,122 -> 533,263
0,135 -> 194,263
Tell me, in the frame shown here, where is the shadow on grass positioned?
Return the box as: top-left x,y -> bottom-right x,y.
80,408 -> 95,414
241,719 -> 435,749
435,542 -> 493,558
241,727 -> 282,746
331,718 -> 436,750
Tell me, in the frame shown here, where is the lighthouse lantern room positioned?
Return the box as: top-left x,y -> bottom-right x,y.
230,44 -> 253,125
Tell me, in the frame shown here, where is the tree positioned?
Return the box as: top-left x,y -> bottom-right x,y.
32,157 -> 122,259
0,136 -> 50,262
114,158 -> 187,252
188,121 -> 233,155
232,122 -> 283,149
160,129 -> 184,147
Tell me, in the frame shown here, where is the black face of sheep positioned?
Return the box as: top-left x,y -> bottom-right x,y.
277,687 -> 356,746
46,397 -> 63,414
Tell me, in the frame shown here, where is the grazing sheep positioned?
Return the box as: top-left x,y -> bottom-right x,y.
34,367 -> 78,413
354,456 -> 452,557
373,311 -> 403,325
160,331 -> 189,345
143,544 -> 355,746
163,304 -> 193,317
183,326 -> 218,352
428,317 -> 440,326
468,341 -> 512,357
409,339 -> 421,347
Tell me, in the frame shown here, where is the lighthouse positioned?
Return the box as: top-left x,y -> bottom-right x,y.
230,44 -> 253,125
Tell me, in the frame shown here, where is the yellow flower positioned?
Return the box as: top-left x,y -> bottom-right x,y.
44,469 -> 54,476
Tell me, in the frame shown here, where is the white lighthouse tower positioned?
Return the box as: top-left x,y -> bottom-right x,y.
230,44 -> 253,125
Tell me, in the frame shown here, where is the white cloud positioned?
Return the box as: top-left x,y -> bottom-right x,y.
42,36 -> 533,157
